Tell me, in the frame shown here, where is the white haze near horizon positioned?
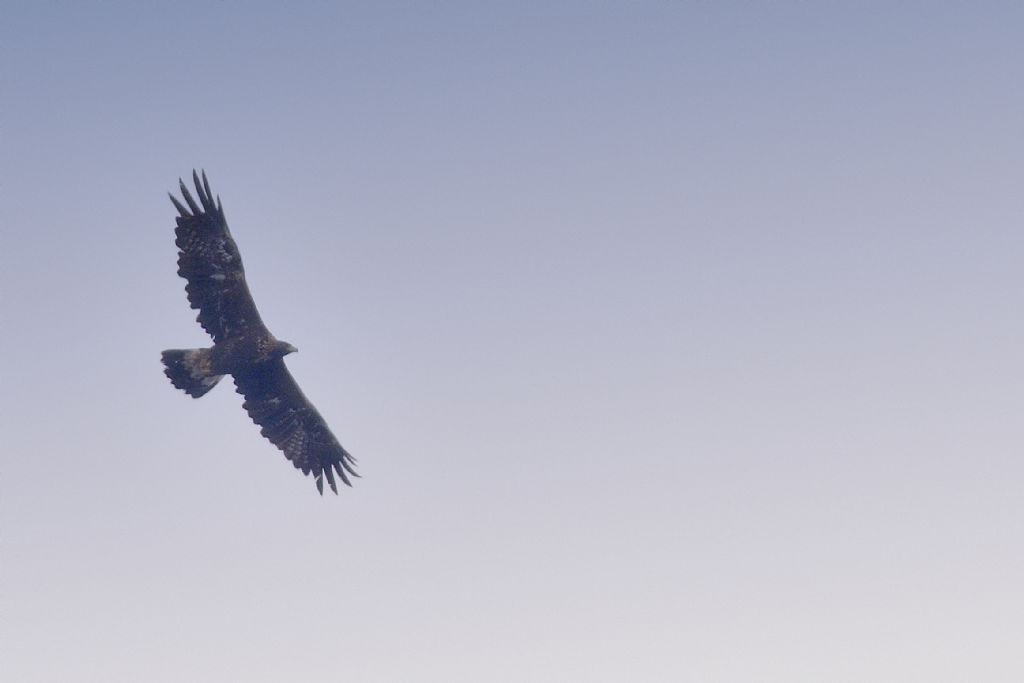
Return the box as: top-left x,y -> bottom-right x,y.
3,3 -> 1024,681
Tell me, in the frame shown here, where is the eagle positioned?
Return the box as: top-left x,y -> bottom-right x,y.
161,171 -> 358,494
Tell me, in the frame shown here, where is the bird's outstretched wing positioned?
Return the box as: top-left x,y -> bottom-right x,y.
233,359 -> 358,494
170,170 -> 266,342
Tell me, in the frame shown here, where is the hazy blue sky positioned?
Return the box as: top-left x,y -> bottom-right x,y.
4,2 -> 1024,681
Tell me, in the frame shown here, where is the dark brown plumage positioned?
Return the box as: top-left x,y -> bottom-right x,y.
161,171 -> 357,494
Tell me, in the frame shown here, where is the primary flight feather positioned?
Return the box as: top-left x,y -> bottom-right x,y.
161,171 -> 358,494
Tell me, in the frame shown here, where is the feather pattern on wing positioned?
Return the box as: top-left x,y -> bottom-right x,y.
233,359 -> 358,494
171,171 -> 266,342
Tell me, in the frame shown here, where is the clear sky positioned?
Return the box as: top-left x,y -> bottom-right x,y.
3,2 -> 1024,681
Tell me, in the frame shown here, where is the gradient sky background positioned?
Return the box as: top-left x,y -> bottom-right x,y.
4,2 -> 1024,681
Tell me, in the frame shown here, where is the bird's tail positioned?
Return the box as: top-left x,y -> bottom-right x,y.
161,348 -> 223,398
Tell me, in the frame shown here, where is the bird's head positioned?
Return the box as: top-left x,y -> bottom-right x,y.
271,339 -> 299,358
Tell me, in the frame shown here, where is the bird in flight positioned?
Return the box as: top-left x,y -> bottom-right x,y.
161,171 -> 358,494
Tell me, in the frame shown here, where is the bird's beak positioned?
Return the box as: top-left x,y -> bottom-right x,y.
285,343 -> 298,354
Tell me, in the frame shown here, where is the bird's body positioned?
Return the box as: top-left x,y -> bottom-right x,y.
161,171 -> 357,494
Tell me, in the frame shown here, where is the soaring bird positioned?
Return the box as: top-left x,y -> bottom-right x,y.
161,171 -> 357,494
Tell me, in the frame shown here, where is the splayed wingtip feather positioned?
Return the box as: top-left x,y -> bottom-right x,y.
341,455 -> 359,478
332,460 -> 354,486
169,193 -> 191,217
179,179 -> 201,214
